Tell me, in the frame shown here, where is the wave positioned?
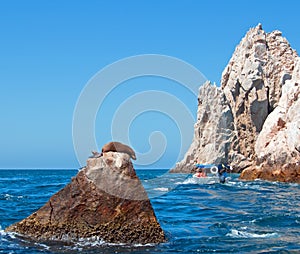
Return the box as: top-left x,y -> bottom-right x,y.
0,177 -> 29,181
70,236 -> 106,247
153,187 -> 169,192
1,227 -> 156,254
226,228 -> 279,239
181,178 -> 198,185
0,193 -> 25,201
0,225 -> 17,240
181,176 -> 220,185
64,236 -> 156,252
34,242 -> 50,250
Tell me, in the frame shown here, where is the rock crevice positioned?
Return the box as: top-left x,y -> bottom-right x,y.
171,24 -> 300,182
170,81 -> 234,173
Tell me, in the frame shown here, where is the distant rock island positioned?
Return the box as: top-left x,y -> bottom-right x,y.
171,24 -> 300,183
6,150 -> 165,244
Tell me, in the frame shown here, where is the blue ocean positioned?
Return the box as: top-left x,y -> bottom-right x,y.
0,169 -> 299,253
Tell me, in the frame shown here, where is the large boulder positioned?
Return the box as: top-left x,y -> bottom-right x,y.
240,58 -> 300,183
5,152 -> 165,244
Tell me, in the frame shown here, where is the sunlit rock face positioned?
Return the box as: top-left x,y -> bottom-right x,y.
221,24 -> 298,171
170,81 -> 233,173
241,58 -> 300,183
6,152 -> 166,244
172,24 -> 300,182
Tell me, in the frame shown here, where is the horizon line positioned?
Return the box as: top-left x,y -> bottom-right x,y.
0,168 -> 170,171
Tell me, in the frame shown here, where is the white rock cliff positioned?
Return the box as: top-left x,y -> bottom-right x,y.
241,58 -> 300,182
171,81 -> 233,173
171,24 -> 300,182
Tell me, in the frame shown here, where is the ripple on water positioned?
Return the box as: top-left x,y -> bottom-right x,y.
226,227 -> 279,239
0,193 -> 26,201
1,170 -> 300,253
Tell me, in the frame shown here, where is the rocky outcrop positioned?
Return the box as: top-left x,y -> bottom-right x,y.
221,24 -> 298,170
240,58 -> 300,183
170,81 -> 234,173
171,24 -> 300,182
5,152 -> 165,244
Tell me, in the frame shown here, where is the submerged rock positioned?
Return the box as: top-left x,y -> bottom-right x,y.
5,152 -> 165,244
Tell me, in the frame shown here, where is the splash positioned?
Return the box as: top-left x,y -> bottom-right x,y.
226,228 -> 279,239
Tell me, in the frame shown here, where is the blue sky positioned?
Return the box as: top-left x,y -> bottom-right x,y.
0,0 -> 299,169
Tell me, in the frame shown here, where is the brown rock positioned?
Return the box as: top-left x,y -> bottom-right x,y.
241,163 -> 300,183
5,152 -> 165,244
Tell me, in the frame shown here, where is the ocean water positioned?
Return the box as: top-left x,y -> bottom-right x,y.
0,169 -> 299,253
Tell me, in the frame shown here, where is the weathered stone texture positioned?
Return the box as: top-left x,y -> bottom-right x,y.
171,81 -> 233,173
171,24 -> 300,182
221,24 -> 298,170
241,58 -> 300,182
6,152 -> 165,244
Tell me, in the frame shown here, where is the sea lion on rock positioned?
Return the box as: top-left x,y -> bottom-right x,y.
102,141 -> 136,160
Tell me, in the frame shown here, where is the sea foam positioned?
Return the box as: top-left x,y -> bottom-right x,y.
227,228 -> 279,239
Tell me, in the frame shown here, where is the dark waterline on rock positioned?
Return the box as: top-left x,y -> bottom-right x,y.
0,169 -> 299,253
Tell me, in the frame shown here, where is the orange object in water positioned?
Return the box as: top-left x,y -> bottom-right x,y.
195,172 -> 206,178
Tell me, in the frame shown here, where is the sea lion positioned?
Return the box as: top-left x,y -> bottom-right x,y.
101,141 -> 137,160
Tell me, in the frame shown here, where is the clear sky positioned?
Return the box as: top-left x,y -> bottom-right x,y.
0,0 -> 299,169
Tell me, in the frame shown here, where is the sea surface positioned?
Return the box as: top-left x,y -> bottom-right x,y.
0,169 -> 299,253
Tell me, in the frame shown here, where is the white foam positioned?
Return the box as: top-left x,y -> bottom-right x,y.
182,176 -> 220,185
0,225 -> 7,237
0,225 -> 18,240
133,243 -> 155,247
182,178 -> 197,185
34,242 -> 50,250
3,194 -> 13,200
1,193 -> 25,200
249,218 -> 258,224
153,187 -> 168,192
227,229 -> 278,239
74,236 -> 157,249
0,226 -> 3,237
63,236 -> 155,251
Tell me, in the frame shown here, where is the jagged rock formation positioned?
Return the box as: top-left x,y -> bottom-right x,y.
170,81 -> 233,173
5,152 -> 165,244
240,58 -> 300,182
171,24 -> 300,182
222,24 -> 298,170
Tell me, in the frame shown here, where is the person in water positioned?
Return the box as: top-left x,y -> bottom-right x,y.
195,168 -> 206,178
217,164 -> 231,183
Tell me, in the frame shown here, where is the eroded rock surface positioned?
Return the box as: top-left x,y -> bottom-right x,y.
171,24 -> 300,182
6,152 -> 165,244
221,24 -> 298,170
240,58 -> 300,183
171,81 -> 233,173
